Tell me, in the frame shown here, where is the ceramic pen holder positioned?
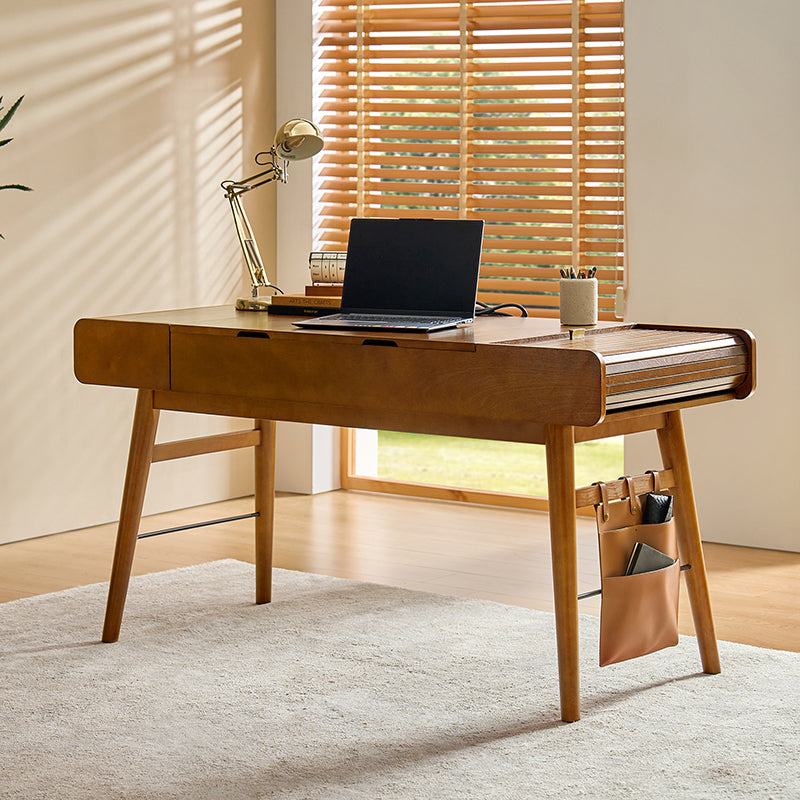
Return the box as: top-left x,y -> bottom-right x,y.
560,277 -> 598,326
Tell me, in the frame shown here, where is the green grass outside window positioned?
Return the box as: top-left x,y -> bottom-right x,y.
376,431 -> 624,497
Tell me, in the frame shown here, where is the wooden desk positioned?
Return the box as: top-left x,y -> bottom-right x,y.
74,307 -> 755,721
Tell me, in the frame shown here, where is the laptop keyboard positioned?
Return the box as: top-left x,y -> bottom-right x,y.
336,314 -> 462,327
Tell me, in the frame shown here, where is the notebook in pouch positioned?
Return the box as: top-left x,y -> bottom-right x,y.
293,217 -> 484,333
625,542 -> 677,576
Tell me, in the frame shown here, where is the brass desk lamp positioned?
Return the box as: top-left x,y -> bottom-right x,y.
222,118 -> 323,311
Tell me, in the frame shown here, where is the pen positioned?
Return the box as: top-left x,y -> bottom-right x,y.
561,267 -> 597,279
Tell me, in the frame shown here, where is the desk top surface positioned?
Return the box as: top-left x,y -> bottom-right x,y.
94,304 -> 586,345
81,305 -> 748,356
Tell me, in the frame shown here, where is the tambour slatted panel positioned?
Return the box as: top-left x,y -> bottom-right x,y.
314,0 -> 625,319
502,325 -> 752,411
605,355 -> 748,389
600,329 -> 750,409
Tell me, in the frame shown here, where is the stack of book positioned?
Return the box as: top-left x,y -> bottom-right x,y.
267,285 -> 342,316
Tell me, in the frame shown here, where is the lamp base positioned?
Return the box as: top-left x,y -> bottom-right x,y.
235,295 -> 273,312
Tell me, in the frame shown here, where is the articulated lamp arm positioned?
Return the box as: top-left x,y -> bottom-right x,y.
222,118 -> 324,312
221,152 -> 286,296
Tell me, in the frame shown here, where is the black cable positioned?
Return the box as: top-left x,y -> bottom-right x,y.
475,300 -> 528,317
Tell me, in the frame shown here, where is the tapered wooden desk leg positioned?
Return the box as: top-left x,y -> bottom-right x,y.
102,390 -> 160,643
545,424 -> 580,722
657,410 -> 721,674
253,419 -> 276,604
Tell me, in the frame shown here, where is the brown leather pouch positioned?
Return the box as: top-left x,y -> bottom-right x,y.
596,478 -> 680,667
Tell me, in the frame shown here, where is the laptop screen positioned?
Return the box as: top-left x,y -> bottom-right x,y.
341,218 -> 484,317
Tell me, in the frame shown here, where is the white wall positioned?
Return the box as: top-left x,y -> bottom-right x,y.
272,0 -> 340,494
0,1 -> 276,544
624,0 -> 800,551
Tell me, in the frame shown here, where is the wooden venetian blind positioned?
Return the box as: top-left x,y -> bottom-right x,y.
314,0 -> 625,318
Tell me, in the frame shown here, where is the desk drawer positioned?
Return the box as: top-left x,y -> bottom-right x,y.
170,329 -> 605,428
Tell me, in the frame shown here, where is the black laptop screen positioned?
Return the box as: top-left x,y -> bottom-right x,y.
340,218 -> 484,316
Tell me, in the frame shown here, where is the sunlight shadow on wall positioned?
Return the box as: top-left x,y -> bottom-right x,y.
0,0 -> 254,541
193,1 -> 244,66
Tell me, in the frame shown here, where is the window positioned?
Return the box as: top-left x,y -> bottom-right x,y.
313,0 -> 626,505
313,0 -> 625,315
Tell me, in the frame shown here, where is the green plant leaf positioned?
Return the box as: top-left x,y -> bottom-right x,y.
2,94 -> 31,241
0,95 -> 23,134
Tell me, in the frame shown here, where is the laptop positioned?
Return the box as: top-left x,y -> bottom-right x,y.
293,217 -> 484,332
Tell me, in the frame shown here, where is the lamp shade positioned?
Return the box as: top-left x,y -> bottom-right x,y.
273,118 -> 324,161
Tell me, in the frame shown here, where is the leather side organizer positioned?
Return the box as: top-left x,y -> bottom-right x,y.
596,477 -> 681,667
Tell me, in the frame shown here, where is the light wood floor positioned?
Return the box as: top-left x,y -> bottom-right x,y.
1,490 -> 798,653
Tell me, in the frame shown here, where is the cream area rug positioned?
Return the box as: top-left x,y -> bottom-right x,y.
1,560 -> 797,800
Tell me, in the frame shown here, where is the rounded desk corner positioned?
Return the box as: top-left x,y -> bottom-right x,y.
579,350 -> 607,427
73,317 -> 171,390
736,328 -> 757,399
73,319 -> 95,384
